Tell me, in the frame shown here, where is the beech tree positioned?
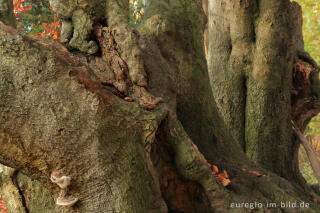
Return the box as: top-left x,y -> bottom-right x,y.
0,0 -> 320,212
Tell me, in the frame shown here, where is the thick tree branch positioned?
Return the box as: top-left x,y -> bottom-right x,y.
0,22 -> 169,212
0,20 -> 230,212
106,0 -> 158,97
164,115 -> 228,211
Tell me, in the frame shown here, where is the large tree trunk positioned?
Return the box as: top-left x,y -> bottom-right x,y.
208,0 -> 320,181
0,0 -> 320,212
0,21 -> 223,212
208,0 -> 293,175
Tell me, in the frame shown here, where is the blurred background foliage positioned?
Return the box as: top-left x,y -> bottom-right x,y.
130,0 -> 145,27
11,0 -> 319,61
296,0 -> 320,64
13,0 -> 145,38
13,0 -> 60,39
295,0 -> 320,184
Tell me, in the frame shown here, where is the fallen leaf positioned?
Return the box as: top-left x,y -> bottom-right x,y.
124,97 -> 134,102
223,170 -> 229,179
221,178 -> 231,187
248,170 -> 264,177
211,165 -> 219,174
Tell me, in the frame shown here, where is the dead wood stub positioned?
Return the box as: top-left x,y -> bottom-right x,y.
292,59 -> 320,129
94,24 -> 163,110
94,24 -> 129,94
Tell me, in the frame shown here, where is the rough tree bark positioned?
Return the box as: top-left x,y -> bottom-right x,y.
208,0 -> 320,180
0,0 -> 320,212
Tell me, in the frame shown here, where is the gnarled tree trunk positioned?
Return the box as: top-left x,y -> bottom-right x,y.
0,0 -> 320,212
208,0 -> 320,181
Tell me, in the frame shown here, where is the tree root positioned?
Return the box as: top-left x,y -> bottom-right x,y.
156,114 -> 229,211
150,113 -> 320,212
151,124 -> 212,212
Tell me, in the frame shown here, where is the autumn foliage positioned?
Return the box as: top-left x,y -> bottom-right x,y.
130,0 -> 145,26
13,0 -> 32,15
12,0 -> 146,39
207,162 -> 231,187
13,0 -> 61,40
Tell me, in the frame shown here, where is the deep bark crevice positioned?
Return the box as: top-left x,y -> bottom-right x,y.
11,171 -> 29,213
243,77 -> 248,152
151,119 -> 211,213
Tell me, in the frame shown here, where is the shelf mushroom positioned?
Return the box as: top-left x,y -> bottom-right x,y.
50,172 -> 78,207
